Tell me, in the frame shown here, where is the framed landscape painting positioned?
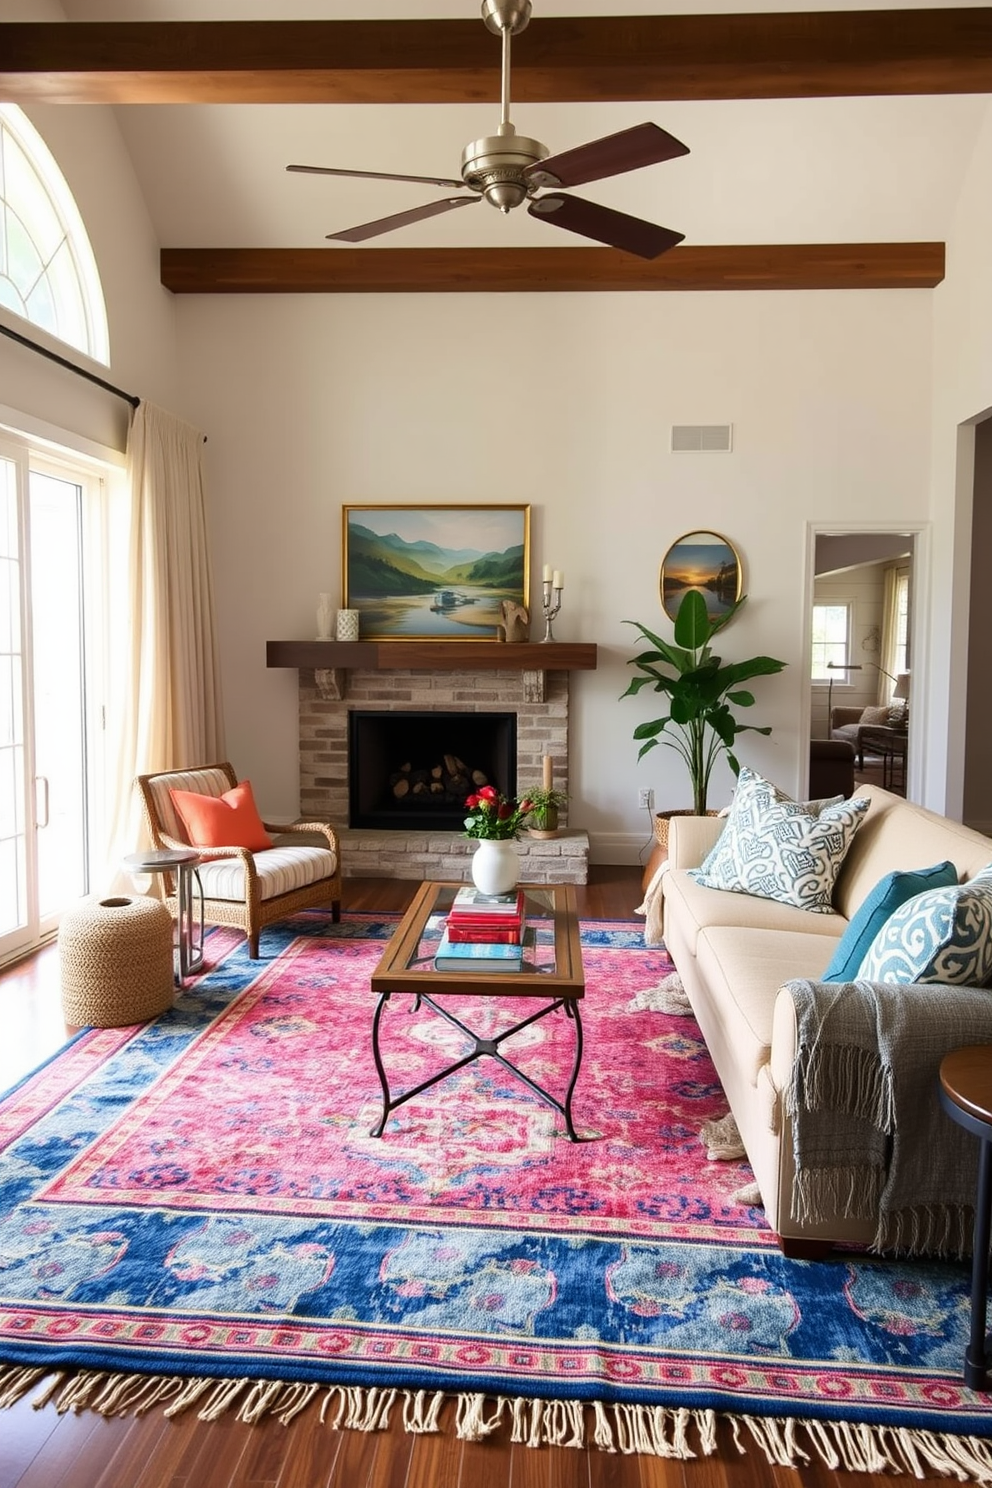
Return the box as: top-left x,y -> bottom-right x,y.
660,529 -> 742,622
342,505 -> 531,640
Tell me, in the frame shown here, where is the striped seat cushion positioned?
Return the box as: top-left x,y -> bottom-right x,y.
196,845 -> 338,903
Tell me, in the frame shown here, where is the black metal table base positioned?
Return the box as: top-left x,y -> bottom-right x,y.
370,991 -> 583,1141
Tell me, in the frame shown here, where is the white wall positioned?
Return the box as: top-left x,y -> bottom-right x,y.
177,286 -> 934,859
0,0 -> 180,452
929,98 -> 992,819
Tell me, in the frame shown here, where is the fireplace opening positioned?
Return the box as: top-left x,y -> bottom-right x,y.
349,711 -> 517,831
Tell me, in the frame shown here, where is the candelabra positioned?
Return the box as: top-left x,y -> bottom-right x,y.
540,573 -> 563,642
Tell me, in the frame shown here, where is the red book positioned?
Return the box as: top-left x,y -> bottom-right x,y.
445,921 -> 524,945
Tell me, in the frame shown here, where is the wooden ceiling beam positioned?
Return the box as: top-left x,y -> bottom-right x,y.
0,11 -> 990,105
159,243 -> 945,294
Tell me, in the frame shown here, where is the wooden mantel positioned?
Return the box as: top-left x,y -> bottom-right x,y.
266,640 -> 597,672
267,639 -> 596,701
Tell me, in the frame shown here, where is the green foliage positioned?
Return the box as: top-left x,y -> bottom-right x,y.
621,590 -> 786,815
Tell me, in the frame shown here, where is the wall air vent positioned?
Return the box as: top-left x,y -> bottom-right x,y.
671,424 -> 733,453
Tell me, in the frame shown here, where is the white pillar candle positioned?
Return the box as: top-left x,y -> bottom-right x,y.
542,754 -> 553,791
542,563 -> 552,582
552,570 -> 564,589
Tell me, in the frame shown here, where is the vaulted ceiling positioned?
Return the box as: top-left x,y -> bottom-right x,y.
4,3 -> 990,292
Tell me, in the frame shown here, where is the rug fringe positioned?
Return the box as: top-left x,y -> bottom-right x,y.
2,1368 -> 991,1480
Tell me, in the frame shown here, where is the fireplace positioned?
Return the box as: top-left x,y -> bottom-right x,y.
349,710 -> 517,831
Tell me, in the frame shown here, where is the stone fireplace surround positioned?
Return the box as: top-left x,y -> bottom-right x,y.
297,666 -> 589,883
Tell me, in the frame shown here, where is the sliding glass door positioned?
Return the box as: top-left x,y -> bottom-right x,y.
0,438 -> 97,962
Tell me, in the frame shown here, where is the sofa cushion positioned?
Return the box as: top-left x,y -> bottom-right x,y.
695,927 -> 841,1088
689,768 -> 870,914
831,787 -> 992,922
857,865 -> 992,985
821,860 -> 959,983
663,869 -> 847,956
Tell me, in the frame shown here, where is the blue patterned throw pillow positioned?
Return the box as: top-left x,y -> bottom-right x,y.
821,861 -> 959,982
857,864 -> 992,984
689,767 -> 871,914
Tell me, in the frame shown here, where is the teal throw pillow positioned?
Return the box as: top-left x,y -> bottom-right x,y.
689,767 -> 871,914
821,861 -> 959,982
857,864 -> 992,985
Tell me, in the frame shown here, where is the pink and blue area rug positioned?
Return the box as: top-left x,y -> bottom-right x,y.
1,912 -> 991,1472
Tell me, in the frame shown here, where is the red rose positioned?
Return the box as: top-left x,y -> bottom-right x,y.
519,799 -> 532,813
497,802 -> 513,820
465,793 -> 479,808
478,785 -> 498,803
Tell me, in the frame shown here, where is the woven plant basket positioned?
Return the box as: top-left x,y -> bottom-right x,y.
652,809 -> 702,850
59,896 -> 175,1028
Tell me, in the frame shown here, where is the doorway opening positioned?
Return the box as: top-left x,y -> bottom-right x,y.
806,526 -> 922,801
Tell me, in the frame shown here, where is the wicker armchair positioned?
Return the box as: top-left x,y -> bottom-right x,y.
136,763 -> 342,958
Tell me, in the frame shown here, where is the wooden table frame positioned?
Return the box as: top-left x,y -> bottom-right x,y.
369,881 -> 585,1141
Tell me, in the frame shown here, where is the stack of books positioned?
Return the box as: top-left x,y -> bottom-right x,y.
434,886 -> 526,972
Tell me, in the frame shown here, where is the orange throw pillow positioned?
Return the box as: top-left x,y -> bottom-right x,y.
170,781 -> 273,852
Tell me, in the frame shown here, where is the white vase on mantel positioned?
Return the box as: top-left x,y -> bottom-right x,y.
470,838 -> 520,896
316,592 -> 335,640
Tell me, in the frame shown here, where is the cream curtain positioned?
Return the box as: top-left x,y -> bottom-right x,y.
877,565 -> 900,705
103,400 -> 226,881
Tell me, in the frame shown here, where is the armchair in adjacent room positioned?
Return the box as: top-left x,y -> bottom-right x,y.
830,704 -> 907,770
136,763 -> 343,958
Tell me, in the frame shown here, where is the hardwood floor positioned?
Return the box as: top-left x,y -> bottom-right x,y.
0,869 -> 943,1487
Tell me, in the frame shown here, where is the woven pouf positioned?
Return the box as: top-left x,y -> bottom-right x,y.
59,896 -> 175,1028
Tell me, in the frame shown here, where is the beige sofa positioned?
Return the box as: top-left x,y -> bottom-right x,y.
661,784 -> 992,1254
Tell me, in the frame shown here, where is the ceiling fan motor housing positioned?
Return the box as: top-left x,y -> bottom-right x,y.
461,123 -> 549,212
481,0 -> 532,37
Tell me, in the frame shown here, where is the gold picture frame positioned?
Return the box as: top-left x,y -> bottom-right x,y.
660,529 -> 742,623
342,504 -> 530,641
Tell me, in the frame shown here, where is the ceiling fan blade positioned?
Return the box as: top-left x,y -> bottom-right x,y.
289,163 -> 467,190
528,193 -> 683,260
327,196 -> 480,244
525,123 -> 689,190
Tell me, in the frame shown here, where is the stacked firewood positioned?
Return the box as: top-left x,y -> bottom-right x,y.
389,754 -> 489,804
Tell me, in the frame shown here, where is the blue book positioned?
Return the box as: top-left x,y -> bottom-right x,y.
433,929 -> 525,972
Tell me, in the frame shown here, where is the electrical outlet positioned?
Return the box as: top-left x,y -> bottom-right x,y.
638,787 -> 655,811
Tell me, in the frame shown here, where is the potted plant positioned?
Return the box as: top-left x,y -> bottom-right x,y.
622,590 -> 786,816
463,785 -> 534,894
525,785 -> 569,837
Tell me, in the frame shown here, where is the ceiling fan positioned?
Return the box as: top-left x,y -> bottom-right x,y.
287,0 -> 689,260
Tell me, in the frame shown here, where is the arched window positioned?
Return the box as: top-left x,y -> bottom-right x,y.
0,104 -> 109,365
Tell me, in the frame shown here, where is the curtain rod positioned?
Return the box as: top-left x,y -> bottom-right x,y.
0,320 -> 140,409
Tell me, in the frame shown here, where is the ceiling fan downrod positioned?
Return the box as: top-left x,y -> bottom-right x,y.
465,0 -> 547,214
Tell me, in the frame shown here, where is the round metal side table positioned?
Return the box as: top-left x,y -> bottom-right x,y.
939,1045 -> 992,1392
124,849 -> 205,984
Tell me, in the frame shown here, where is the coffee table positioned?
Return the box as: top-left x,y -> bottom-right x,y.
369,881 -> 585,1141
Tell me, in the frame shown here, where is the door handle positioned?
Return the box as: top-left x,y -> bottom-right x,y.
35,775 -> 49,829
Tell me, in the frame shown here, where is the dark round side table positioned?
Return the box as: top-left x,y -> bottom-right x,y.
939,1046 -> 992,1391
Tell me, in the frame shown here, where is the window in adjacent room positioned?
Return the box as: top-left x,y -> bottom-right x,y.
0,104 -> 109,364
810,602 -> 853,682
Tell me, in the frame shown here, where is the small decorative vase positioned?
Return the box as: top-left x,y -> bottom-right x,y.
470,838 -> 520,896
316,592 -> 335,640
336,608 -> 360,642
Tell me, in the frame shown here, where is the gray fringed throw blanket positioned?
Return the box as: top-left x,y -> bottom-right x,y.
784,978 -> 992,1256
